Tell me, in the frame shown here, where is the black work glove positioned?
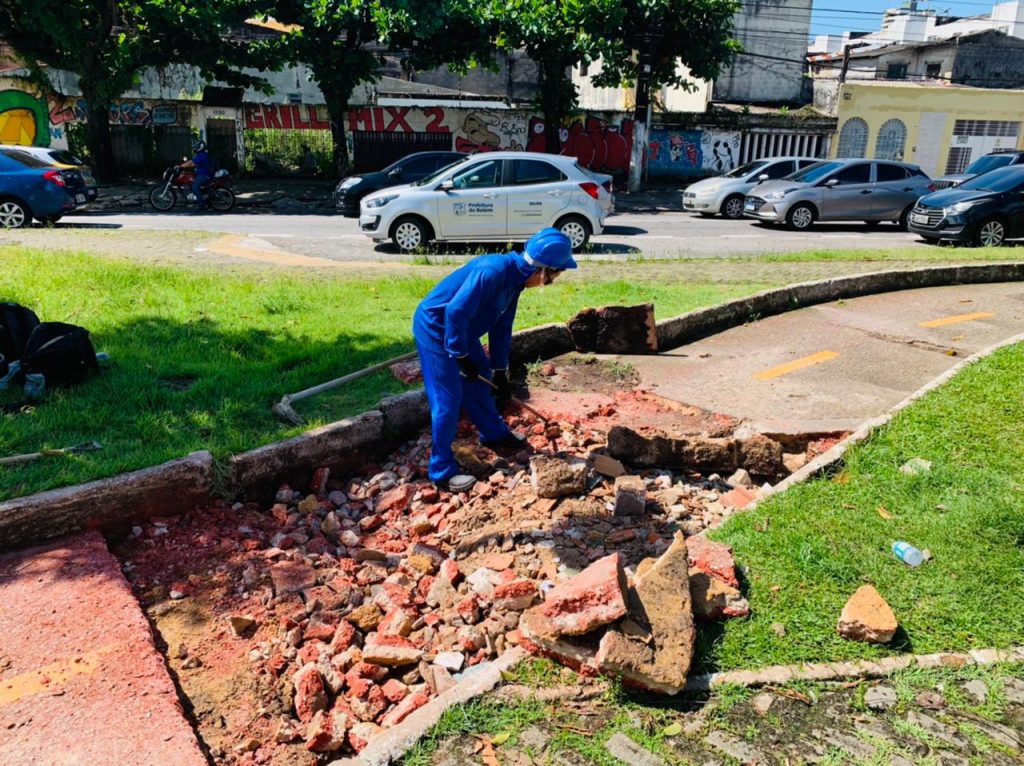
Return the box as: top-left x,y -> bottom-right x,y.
492,369 -> 512,404
456,356 -> 479,379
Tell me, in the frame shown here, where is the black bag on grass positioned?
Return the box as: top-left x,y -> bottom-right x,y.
0,302 -> 40,362
22,322 -> 99,385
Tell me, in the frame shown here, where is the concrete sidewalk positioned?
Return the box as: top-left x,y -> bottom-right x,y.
0,531 -> 207,766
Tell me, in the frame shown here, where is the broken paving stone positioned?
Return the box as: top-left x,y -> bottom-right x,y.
433,651 -> 466,672
493,580 -> 538,611
751,692 -> 775,716
899,457 -> 933,476
566,303 -> 658,354
962,679 -> 988,704
603,732 -> 668,766
228,614 -> 256,637
362,634 -> 424,666
271,560 -> 319,595
477,551 -> 515,571
838,585 -> 898,644
595,533 -> 695,694
864,685 -> 898,711
613,475 -> 647,517
529,455 -> 588,499
737,433 -> 785,477
689,570 -> 749,621
592,453 -> 626,478
525,552 -> 628,638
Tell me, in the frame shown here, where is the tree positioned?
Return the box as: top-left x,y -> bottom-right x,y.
262,0 -> 494,177
492,0 -> 624,154
0,0 -> 264,181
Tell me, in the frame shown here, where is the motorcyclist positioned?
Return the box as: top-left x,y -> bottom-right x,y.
180,139 -> 212,214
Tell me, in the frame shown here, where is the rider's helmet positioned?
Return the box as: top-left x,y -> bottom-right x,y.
192,139 -> 207,153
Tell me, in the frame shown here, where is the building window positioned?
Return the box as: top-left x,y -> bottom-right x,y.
925,62 -> 941,79
945,146 -> 973,174
875,119 -> 907,161
886,62 -> 908,80
837,117 -> 869,158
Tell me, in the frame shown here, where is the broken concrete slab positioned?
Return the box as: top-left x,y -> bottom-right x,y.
689,570 -> 750,621
838,585 -> 898,644
524,553 -> 628,638
606,425 -> 786,478
529,455 -> 588,499
737,433 -> 786,478
567,303 -> 658,354
595,532 -> 695,694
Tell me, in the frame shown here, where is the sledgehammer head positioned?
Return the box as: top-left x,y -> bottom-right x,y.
272,396 -> 304,425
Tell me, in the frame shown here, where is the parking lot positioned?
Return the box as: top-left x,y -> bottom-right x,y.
48,205 -> 928,264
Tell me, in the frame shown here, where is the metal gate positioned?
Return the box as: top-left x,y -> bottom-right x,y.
206,118 -> 238,172
155,126 -> 192,169
110,126 -> 147,175
352,131 -> 454,173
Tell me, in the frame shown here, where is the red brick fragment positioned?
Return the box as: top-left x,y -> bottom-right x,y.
379,692 -> 430,727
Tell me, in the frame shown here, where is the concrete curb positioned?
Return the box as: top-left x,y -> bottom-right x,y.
0,450 -> 213,552
329,647 -> 527,766
758,329 -> 1024,501
656,263 -> 1024,350
685,646 -> 1024,692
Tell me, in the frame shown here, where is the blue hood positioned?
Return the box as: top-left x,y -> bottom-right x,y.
918,188 -> 993,208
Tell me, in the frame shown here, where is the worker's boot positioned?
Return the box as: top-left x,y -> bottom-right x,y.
481,430 -> 527,450
438,473 -> 476,493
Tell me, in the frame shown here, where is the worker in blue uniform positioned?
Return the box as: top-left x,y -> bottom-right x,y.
413,228 -> 577,492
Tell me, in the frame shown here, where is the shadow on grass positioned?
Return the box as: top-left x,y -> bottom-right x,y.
1,314 -> 415,501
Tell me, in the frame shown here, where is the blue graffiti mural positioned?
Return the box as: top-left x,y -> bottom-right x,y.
647,129 -> 702,177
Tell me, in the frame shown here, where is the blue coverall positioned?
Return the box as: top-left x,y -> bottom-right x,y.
191,149 -> 212,210
412,251 -> 535,483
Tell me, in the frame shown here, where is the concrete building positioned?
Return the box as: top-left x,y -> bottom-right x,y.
830,81 -> 1023,176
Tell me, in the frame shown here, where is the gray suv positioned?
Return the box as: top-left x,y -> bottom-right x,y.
744,159 -> 933,230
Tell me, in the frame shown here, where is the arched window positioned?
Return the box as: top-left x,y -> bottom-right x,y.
837,117 -> 869,158
875,119 -> 907,161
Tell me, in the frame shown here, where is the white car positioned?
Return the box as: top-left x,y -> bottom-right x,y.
682,156 -> 819,219
359,151 -> 613,252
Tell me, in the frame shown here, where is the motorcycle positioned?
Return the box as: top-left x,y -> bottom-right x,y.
149,166 -> 236,212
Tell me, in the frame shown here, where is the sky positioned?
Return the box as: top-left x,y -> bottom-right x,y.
809,0 -> 1005,37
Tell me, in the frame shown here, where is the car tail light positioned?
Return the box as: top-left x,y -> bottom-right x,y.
43,169 -> 66,187
602,180 -> 613,194
579,181 -> 600,200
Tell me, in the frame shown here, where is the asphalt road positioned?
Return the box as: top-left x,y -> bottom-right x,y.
61,207 -> 926,261
617,282 -> 1024,435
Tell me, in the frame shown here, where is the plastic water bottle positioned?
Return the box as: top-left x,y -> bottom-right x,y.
892,541 -> 925,567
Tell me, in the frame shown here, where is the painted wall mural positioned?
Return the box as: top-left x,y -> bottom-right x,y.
647,128 -> 741,177
0,90 -> 51,146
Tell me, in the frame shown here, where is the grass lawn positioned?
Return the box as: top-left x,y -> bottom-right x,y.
0,248 -> 769,500
701,341 -> 1024,672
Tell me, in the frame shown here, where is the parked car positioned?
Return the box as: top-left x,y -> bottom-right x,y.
930,149 -> 1024,190
683,157 -> 819,219
335,151 -> 464,216
0,145 -> 87,227
359,151 -> 613,252
743,159 -> 933,230
8,145 -> 99,201
908,165 -> 1024,247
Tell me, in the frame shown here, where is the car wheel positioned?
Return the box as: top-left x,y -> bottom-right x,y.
898,206 -> 913,231
0,198 -> 30,228
721,195 -> 745,220
149,187 -> 175,211
556,215 -> 591,251
391,216 -> 431,252
786,203 -> 815,231
974,217 -> 1006,247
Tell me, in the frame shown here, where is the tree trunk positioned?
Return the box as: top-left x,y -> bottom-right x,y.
537,60 -> 563,155
326,98 -> 350,178
80,85 -> 117,183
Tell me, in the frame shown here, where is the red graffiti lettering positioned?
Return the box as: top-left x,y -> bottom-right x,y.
261,105 -> 281,129
383,107 -> 412,132
371,108 -> 384,131
424,107 -> 449,133
279,105 -> 293,129
309,106 -> 329,130
348,107 -> 373,132
245,105 -> 265,129
291,105 -> 310,129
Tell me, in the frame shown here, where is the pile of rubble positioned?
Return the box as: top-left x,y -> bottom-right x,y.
120,395 -> 804,763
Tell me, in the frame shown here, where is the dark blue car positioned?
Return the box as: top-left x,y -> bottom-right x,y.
0,145 -> 87,227
909,165 -> 1024,247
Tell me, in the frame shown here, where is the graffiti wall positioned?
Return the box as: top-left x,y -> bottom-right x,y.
244,104 -> 635,175
0,90 -> 52,147
647,128 -> 742,178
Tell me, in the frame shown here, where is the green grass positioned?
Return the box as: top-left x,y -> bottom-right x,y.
0,248 -> 768,500
699,342 -> 1024,672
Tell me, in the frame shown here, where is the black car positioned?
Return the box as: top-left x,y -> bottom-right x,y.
908,165 -> 1024,247
930,149 -> 1024,190
334,151 -> 464,216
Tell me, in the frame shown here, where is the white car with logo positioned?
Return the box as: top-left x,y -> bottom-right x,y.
359,151 -> 613,252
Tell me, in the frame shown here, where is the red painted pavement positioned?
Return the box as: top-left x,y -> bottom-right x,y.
0,531 -> 208,766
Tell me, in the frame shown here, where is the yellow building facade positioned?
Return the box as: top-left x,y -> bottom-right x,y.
830,81 -> 1024,178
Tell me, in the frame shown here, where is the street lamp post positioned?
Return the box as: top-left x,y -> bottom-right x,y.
628,27 -> 658,193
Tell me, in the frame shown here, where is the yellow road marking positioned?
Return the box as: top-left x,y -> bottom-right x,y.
754,350 -> 839,381
919,312 -> 994,328
204,235 -> 399,269
0,648 -> 110,706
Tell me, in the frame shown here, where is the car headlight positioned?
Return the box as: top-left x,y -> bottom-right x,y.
944,200 -> 978,216
764,189 -> 789,201
364,194 -> 398,209
338,177 -> 361,190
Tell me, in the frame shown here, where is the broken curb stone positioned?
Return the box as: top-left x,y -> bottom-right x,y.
566,303 -> 658,354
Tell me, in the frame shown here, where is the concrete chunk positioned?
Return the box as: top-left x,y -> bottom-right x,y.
613,475 -> 647,517
567,303 -> 658,354
838,585 -> 898,644
525,553 -> 627,638
529,455 -> 588,499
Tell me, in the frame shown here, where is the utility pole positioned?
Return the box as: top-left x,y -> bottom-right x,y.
628,29 -> 655,193
839,44 -> 851,83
